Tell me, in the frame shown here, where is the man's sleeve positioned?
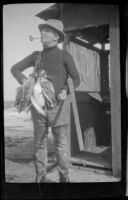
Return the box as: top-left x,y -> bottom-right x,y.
64,51 -> 80,89
10,51 -> 38,84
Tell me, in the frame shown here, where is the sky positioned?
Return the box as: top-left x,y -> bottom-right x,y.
3,3 -> 55,101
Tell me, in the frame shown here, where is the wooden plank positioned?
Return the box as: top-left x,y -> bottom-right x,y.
68,77 -> 84,151
109,6 -> 121,178
69,36 -> 101,53
70,152 -> 112,170
66,96 -> 72,157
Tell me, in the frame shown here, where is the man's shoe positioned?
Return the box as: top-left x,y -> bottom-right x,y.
39,177 -> 48,183
35,176 -> 47,183
59,177 -> 70,183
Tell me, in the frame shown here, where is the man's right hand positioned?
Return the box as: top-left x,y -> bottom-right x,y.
58,89 -> 67,100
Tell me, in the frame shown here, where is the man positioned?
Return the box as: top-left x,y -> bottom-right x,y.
11,19 -> 80,182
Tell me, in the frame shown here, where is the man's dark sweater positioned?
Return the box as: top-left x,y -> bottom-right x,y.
11,46 -> 80,97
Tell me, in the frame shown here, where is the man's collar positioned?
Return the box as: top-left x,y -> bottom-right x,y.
43,45 -> 58,52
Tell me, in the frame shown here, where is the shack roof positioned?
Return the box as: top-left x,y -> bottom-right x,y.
36,3 -> 112,44
36,3 -> 111,30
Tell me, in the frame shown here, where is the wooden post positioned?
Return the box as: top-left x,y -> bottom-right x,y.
125,42 -> 128,187
68,77 -> 84,151
100,50 -> 109,96
109,6 -> 121,178
126,134 -> 128,196
63,40 -> 84,152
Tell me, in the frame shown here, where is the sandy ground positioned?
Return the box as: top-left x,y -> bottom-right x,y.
4,108 -> 119,183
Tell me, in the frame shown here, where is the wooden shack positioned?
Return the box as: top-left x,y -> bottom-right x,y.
36,3 -> 121,178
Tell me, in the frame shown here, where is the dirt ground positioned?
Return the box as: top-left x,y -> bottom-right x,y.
4,108 -> 119,183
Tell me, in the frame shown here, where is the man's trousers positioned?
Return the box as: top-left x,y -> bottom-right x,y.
31,102 -> 70,182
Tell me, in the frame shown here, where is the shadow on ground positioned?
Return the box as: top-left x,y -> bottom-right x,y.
5,136 -> 55,164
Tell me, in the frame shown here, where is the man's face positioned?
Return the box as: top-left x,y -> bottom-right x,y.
40,27 -> 59,45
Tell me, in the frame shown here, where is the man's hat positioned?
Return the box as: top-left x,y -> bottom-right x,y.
38,19 -> 66,43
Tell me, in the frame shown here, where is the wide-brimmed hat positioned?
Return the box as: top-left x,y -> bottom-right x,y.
38,19 -> 66,43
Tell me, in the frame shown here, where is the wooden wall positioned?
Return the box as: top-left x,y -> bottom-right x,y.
109,6 -> 121,178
